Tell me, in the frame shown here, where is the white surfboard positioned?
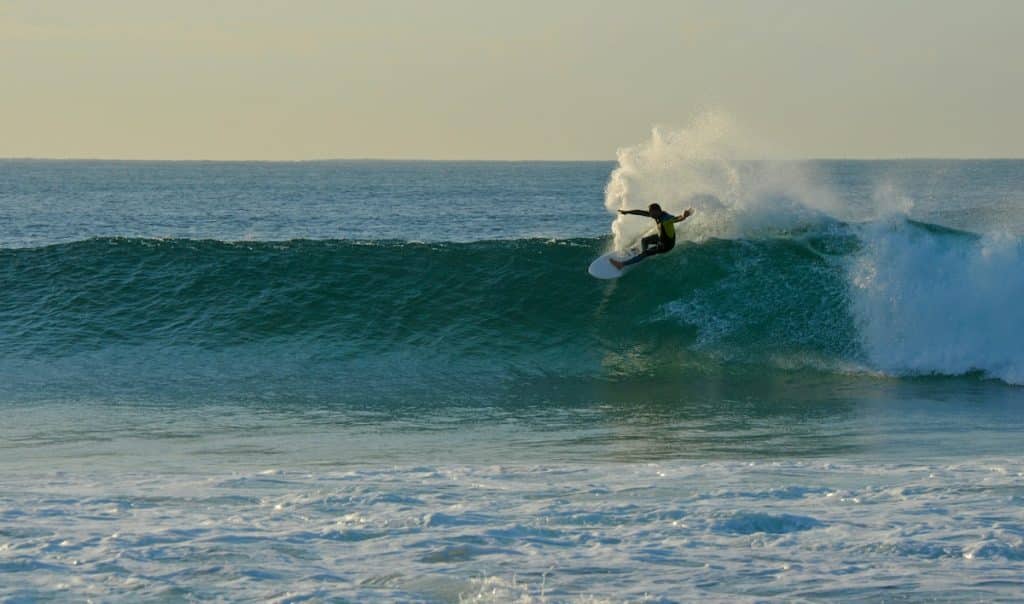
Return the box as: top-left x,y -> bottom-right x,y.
588,249 -> 639,280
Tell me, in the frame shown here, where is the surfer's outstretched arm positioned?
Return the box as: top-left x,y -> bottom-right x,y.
618,209 -> 650,217
673,208 -> 695,223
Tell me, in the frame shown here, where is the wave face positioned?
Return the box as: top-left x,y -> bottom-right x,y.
3,218 -> 1021,393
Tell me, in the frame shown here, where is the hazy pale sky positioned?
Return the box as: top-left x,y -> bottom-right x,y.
3,0 -> 1023,160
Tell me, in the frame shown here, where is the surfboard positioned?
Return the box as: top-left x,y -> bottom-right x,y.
588,249 -> 638,279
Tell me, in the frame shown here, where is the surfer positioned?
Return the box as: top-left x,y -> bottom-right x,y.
610,204 -> 694,269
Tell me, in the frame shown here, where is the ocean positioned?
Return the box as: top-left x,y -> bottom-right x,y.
2,157 -> 1023,601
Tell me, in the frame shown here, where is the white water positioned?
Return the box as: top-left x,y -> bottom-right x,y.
4,460 -> 1023,601
850,219 -> 1024,384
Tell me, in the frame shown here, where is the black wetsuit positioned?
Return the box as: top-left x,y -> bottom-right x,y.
621,211 -> 676,266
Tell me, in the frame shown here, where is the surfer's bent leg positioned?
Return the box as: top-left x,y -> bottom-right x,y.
622,237 -> 674,267
640,234 -> 660,253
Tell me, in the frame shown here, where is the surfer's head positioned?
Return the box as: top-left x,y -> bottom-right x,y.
648,203 -> 663,218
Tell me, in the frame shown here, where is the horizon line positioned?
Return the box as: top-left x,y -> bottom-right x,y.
3,155 -> 1024,163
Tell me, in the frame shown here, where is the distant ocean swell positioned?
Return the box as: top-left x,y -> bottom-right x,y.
3,218 -> 1021,387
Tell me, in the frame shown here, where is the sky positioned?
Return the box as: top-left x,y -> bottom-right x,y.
2,0 -> 1023,160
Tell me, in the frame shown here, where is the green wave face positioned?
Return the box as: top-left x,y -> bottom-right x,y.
4,218 -> 1021,397
1,234 -> 855,375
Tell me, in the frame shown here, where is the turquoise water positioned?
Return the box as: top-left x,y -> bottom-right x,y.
2,159 -> 1024,601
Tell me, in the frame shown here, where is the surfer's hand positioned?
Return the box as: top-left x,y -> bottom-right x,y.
683,208 -> 695,218
618,209 -> 627,214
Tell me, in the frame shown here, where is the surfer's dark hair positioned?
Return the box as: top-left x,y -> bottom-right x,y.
648,203 -> 662,213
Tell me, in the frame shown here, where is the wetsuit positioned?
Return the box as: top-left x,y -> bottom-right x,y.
621,211 -> 676,266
